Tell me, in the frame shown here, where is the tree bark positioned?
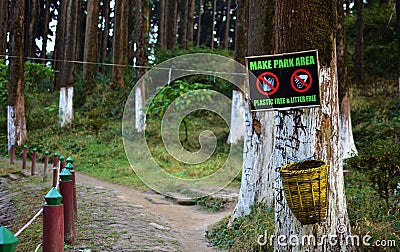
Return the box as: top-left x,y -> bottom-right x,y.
0,0 -> 8,56
178,0 -> 189,49
337,0 -> 357,158
211,0 -> 217,49
354,0 -> 364,84
53,0 -> 66,87
40,0 -> 50,59
273,0 -> 353,251
223,0 -> 231,49
187,0 -> 195,45
233,0 -> 275,218
59,0 -> 78,127
196,0 -> 202,46
24,0 -> 39,59
158,0 -> 166,48
8,0 -> 28,148
165,0 -> 178,49
396,0 -> 400,96
83,0 -> 100,93
112,0 -> 129,87
100,0 -> 110,70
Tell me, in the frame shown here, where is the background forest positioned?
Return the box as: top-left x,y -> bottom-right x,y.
0,0 -> 399,251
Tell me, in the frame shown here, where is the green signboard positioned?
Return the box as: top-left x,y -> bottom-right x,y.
246,50 -> 320,111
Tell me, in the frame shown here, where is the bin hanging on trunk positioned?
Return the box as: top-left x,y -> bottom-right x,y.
279,160 -> 329,225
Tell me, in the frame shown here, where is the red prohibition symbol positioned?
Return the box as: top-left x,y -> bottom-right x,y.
256,72 -> 280,96
291,69 -> 312,93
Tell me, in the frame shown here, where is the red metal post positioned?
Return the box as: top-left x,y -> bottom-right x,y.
22,145 -> 27,170
9,143 -> 15,164
31,148 -> 37,176
42,204 -> 64,252
52,167 -> 58,188
59,155 -> 65,170
59,169 -> 75,244
43,151 -> 49,181
71,170 -> 77,218
53,152 -> 59,168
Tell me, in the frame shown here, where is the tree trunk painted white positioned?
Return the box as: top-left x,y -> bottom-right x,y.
7,106 -> 16,149
135,84 -> 146,132
59,86 -> 74,128
233,100 -> 275,218
273,66 -> 353,251
340,95 -> 357,159
227,89 -> 245,144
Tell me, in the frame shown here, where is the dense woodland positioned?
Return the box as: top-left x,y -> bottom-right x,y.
0,0 -> 399,251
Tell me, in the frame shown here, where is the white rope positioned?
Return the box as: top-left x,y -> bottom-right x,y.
34,243 -> 42,252
0,54 -> 248,76
14,208 -> 43,237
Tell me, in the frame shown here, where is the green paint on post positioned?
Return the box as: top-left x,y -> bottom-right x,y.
60,168 -> 72,181
0,226 -> 18,252
65,162 -> 75,170
59,155 -> 65,162
54,152 -> 58,157
44,187 -> 62,206
45,150 -> 49,155
66,156 -> 74,164
23,145 -> 27,149
32,148 -> 37,152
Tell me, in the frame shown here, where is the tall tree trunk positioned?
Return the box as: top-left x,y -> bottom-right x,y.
40,0 -> 50,59
75,0 -> 85,62
59,0 -> 78,128
24,0 -> 38,59
8,0 -> 27,148
83,0 -> 99,93
196,0 -> 202,46
165,0 -> 178,49
100,0 -> 110,70
396,0 -> 400,96
273,0 -> 353,251
158,0 -> 166,48
233,0 -> 275,218
187,0 -> 195,45
53,0 -> 66,87
0,0 -> 8,56
354,0 -> 364,84
178,0 -> 189,49
223,0 -> 231,49
112,0 -> 129,87
135,0 -> 148,132
337,0 -> 357,158
211,0 -> 217,49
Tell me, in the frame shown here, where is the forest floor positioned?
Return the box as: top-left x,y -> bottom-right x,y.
0,159 -> 238,251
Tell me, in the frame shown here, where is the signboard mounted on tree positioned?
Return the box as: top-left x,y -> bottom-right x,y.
246,50 -> 321,111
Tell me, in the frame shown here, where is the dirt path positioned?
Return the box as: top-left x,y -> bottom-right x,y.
75,172 -> 234,251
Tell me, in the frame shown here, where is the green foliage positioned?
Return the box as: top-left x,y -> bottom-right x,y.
206,204 -> 274,251
345,141 -> 400,208
24,61 -> 55,92
146,80 -> 212,120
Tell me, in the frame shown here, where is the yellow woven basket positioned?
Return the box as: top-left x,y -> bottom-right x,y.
280,160 -> 329,225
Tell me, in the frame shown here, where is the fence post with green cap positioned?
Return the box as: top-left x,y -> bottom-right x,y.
59,168 -> 75,244
65,162 -> 77,218
9,144 -> 15,165
43,187 -> 64,252
43,151 -> 49,181
59,155 -> 65,171
22,145 -> 27,170
31,148 -> 37,176
0,226 -> 18,252
52,152 -> 59,188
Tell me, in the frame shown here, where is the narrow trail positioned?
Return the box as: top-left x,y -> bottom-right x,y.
76,172 -> 234,251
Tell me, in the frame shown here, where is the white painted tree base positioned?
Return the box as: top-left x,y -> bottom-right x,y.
227,90 -> 245,144
59,86 -> 74,128
135,85 -> 146,132
7,106 -> 16,149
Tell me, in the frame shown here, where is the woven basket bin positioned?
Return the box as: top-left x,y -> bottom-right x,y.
280,160 -> 328,225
